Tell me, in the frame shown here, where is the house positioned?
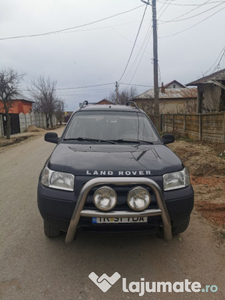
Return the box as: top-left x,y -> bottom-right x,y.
0,98 -> 34,114
133,81 -> 197,115
164,80 -> 186,89
95,99 -> 113,105
187,68 -> 225,113
63,111 -> 74,123
0,98 -> 34,136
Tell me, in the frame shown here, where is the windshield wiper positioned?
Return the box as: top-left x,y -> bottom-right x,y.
63,137 -> 153,144
112,139 -> 153,144
63,137 -> 116,144
135,140 -> 154,145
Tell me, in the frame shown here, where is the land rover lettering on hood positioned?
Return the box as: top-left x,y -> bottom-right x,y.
38,101 -> 194,243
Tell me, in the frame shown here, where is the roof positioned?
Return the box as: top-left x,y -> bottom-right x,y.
79,99 -> 113,107
135,87 -> 197,100
164,80 -> 186,89
187,68 -> 225,86
0,98 -> 34,103
17,98 -> 35,103
95,99 -> 113,105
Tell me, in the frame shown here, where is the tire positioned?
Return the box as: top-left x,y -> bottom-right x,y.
44,221 -> 61,238
172,216 -> 190,235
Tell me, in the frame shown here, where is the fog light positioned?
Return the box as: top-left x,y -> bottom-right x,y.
93,186 -> 117,211
127,187 -> 151,211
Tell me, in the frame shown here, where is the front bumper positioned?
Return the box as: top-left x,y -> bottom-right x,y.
38,177 -> 194,243
66,177 -> 173,243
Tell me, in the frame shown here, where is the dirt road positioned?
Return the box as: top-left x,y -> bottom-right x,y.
0,129 -> 224,300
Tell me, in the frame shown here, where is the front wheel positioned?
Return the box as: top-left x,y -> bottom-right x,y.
172,216 -> 190,235
44,221 -> 61,238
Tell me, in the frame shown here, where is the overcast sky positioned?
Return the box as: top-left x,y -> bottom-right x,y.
1,0 -> 225,111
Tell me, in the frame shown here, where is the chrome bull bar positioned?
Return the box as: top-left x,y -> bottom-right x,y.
65,177 -> 172,243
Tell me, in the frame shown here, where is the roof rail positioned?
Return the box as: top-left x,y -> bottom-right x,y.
80,100 -> 89,109
125,101 -> 139,110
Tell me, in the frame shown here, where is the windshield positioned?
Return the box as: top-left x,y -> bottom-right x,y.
63,111 -> 160,143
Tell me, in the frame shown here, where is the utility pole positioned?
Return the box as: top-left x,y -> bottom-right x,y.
115,81 -> 119,104
141,0 -> 160,131
152,0 -> 160,131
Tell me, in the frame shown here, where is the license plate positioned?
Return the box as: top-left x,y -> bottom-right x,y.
92,217 -> 148,224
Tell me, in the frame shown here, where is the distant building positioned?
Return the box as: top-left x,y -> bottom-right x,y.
95,99 -> 113,105
164,80 -> 186,89
0,98 -> 34,114
63,111 -> 74,123
187,68 -> 225,112
133,81 -> 197,115
0,99 -> 34,136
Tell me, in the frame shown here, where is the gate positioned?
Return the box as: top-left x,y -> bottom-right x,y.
2,113 -> 20,136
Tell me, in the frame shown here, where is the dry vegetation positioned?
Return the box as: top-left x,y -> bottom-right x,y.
169,140 -> 225,234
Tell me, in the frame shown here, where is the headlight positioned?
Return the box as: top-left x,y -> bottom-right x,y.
41,167 -> 74,191
93,186 -> 117,211
163,167 -> 190,191
127,186 -> 151,211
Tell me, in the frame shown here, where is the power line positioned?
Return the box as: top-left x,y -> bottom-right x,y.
159,5 -> 225,38
58,89 -> 112,96
158,0 -> 224,7
125,27 -> 152,83
159,1 -> 224,23
125,0 -> 171,84
203,47 -> 225,75
120,82 -> 152,87
0,5 -> 143,41
56,83 -> 114,91
162,0 -> 212,15
158,0 -> 173,18
120,18 -> 152,82
53,21 -> 141,36
110,27 -> 151,55
22,82 -> 151,94
21,82 -> 114,92
118,5 -> 149,82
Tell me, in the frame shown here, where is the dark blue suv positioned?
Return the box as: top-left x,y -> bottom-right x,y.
38,102 -> 194,243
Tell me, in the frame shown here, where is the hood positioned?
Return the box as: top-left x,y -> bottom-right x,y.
47,143 -> 183,176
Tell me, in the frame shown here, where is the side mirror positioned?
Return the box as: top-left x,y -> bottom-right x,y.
162,134 -> 175,145
44,132 -> 59,144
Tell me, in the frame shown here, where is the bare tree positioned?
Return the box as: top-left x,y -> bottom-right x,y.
108,86 -> 137,105
55,100 -> 65,125
29,76 -> 59,128
0,69 -> 25,139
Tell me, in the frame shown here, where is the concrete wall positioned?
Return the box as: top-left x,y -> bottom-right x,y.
162,112 -> 225,143
19,112 -> 57,132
